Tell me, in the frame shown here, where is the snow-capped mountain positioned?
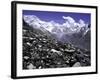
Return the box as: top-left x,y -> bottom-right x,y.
23,15 -> 89,36
23,15 -> 91,50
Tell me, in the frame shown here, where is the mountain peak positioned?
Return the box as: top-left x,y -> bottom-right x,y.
23,15 -> 90,38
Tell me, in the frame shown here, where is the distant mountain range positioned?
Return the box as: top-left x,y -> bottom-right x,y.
23,15 -> 91,50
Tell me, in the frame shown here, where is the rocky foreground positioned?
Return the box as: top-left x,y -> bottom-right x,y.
23,27 -> 91,69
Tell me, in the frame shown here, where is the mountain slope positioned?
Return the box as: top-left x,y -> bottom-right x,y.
23,15 -> 91,50
23,20 -> 91,69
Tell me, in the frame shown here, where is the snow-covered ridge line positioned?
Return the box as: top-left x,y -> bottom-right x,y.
23,15 -> 90,36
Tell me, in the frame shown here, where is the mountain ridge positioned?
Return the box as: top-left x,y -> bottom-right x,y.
23,15 -> 91,50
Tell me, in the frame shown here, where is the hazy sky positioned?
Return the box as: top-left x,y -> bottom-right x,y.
23,10 -> 91,24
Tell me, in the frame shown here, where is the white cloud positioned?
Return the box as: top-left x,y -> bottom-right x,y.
62,16 -> 75,23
